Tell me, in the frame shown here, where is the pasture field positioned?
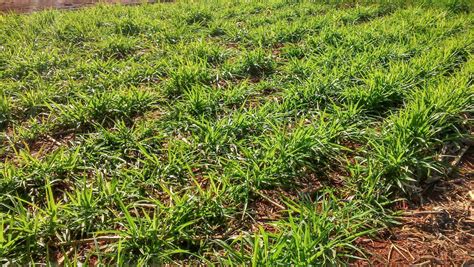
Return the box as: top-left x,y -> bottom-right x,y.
0,0 -> 473,264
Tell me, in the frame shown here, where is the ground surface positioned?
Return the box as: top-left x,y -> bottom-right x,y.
0,0 -> 473,265
355,148 -> 473,265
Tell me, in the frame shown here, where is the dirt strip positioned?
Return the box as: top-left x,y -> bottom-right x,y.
354,147 -> 474,266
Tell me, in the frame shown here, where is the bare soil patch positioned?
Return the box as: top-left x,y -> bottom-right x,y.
354,147 -> 474,266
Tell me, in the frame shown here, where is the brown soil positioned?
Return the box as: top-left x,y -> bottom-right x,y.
1,129 -> 76,163
0,0 -> 169,13
353,147 -> 474,266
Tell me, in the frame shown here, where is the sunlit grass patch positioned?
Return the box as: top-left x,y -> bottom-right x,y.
0,0 -> 472,265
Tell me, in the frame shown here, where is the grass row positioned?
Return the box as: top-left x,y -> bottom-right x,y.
0,0 -> 473,264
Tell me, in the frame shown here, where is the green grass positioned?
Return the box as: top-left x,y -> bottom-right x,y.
0,0 -> 473,264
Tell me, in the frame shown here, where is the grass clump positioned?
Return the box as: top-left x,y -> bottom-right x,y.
235,48 -> 276,77
0,94 -> 10,128
0,0 -> 472,265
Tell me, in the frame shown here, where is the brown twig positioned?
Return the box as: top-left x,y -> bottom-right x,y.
58,235 -> 124,246
254,190 -> 286,210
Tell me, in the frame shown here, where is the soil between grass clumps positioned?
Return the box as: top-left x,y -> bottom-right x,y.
0,0 -> 473,265
354,147 -> 473,265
